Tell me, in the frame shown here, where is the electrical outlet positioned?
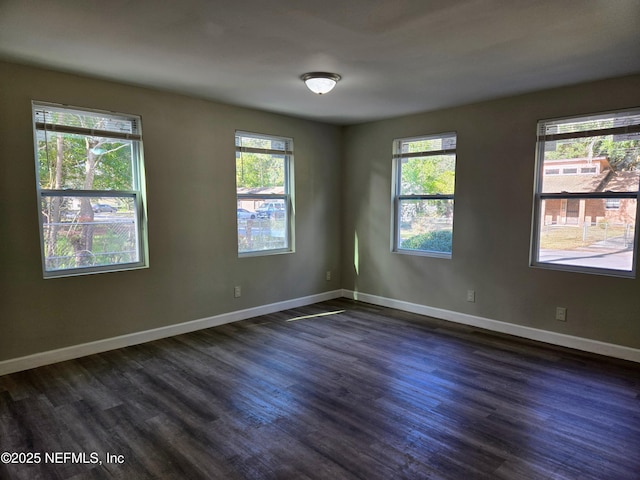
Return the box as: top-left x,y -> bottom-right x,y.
555,307 -> 567,322
326,270 -> 331,281
466,289 -> 475,303
234,286 -> 241,298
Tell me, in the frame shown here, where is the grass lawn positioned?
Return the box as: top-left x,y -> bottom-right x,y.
540,224 -> 628,250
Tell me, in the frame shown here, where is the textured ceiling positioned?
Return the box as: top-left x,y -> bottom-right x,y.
1,0 -> 639,125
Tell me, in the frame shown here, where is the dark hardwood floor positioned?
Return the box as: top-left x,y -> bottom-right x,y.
1,298 -> 639,479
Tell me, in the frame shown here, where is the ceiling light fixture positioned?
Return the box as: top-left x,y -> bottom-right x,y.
301,72 -> 341,95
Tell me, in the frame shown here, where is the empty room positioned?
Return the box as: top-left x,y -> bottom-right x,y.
1,1 -> 640,479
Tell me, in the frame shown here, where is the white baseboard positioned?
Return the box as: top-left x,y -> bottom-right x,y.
0,290 -> 343,376
341,289 -> 640,364
3,288 -> 637,376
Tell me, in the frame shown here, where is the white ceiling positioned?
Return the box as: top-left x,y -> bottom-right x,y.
1,0 -> 639,125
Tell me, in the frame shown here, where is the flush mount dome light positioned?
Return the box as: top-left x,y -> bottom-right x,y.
301,72 -> 341,95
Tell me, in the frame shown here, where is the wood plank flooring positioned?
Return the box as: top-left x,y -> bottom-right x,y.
1,298 -> 639,479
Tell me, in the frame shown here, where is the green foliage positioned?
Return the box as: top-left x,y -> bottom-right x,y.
545,136 -> 640,171
38,133 -> 133,190
92,141 -> 133,190
236,152 -> 285,190
401,156 -> 455,195
401,230 -> 452,253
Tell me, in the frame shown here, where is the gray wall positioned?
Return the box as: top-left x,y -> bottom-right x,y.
0,61 -> 342,361
341,74 -> 640,349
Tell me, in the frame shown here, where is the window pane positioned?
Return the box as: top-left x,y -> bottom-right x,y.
238,198 -> 288,253
41,195 -> 140,272
236,134 -> 289,151
398,199 -> 454,254
34,106 -> 138,134
236,152 -> 285,194
400,155 -> 455,195
537,198 -> 636,272
400,134 -> 456,153
541,135 -> 640,193
540,110 -> 640,136
37,131 -> 135,190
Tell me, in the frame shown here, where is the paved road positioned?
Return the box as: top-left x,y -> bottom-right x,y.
539,247 -> 633,271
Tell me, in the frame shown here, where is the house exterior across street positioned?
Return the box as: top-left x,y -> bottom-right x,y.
541,157 -> 638,227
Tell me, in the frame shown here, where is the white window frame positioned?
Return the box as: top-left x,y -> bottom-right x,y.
392,132 -> 457,258
32,101 -> 149,278
235,131 -> 294,256
531,108 -> 640,277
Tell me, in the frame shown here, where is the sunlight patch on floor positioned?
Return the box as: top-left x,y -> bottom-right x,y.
286,310 -> 346,322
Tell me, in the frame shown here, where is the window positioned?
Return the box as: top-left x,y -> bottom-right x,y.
235,131 -> 293,255
392,133 -> 456,257
33,102 -> 148,278
606,198 -> 621,210
532,108 -> 640,276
